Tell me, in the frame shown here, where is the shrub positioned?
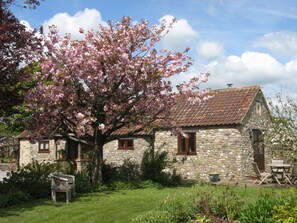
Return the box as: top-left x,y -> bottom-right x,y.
0,191 -> 10,208
272,203 -> 297,223
159,197 -> 195,223
238,193 -> 281,223
108,181 -> 139,190
6,190 -> 30,206
0,160 -> 60,200
271,189 -> 297,223
211,185 -> 245,221
141,148 -> 167,182
75,170 -> 99,193
141,148 -> 182,186
102,159 -> 141,184
116,159 -> 141,182
191,184 -> 215,216
132,210 -> 172,223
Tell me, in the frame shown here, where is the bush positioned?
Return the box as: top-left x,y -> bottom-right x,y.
211,185 -> 244,221
6,190 -> 30,206
0,191 -> 10,208
238,193 -> 281,223
0,160 -> 60,201
132,210 -> 172,223
159,198 -> 195,223
102,159 -> 141,184
141,148 -> 181,186
116,159 -> 141,182
75,170 -> 100,193
141,149 -> 167,182
272,203 -> 297,223
271,189 -> 297,223
191,184 -> 215,216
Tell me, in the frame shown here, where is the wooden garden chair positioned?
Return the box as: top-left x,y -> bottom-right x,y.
252,162 -> 275,185
51,172 -> 76,203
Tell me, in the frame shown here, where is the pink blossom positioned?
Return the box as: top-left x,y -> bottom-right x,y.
24,15 -> 209,151
98,123 -> 105,130
79,28 -> 84,34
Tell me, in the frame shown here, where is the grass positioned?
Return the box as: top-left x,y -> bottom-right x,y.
0,184 -> 286,223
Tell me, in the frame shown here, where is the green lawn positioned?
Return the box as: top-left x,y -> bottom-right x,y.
0,185 -> 285,223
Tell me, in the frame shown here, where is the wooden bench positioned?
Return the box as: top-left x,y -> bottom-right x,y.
51,172 -> 76,203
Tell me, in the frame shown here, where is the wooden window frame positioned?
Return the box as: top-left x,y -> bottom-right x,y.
38,140 -> 50,153
118,139 -> 134,150
177,132 -> 196,155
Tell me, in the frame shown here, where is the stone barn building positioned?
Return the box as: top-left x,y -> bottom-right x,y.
18,86 -> 273,181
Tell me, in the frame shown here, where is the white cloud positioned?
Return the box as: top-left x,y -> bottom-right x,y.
20,20 -> 33,31
254,32 -> 297,57
285,58 -> 297,73
205,51 -> 286,88
197,41 -> 224,60
43,8 -> 106,39
159,15 -> 198,51
170,51 -> 296,97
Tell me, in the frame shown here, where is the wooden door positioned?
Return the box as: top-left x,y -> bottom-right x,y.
67,140 -> 78,170
252,129 -> 265,171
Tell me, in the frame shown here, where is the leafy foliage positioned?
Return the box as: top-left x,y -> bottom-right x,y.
141,148 -> 181,186
239,192 -> 284,223
266,95 -> 297,161
0,159 -> 60,206
159,198 -> 195,223
132,210 -> 172,223
271,189 -> 297,223
74,170 -> 100,193
0,0 -> 42,117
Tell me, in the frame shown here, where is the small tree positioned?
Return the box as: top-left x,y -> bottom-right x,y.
25,16 -> 209,182
266,94 -> 297,161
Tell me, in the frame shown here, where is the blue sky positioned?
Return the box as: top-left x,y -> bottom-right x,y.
11,0 -> 297,99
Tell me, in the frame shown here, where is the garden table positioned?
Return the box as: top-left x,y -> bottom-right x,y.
268,164 -> 293,185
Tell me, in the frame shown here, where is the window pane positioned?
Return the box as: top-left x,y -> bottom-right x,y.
119,139 -> 134,150
127,140 -> 133,148
188,133 -> 196,153
39,141 -> 49,152
120,140 -> 125,148
180,137 -> 186,152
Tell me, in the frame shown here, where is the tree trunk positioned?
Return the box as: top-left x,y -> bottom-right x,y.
91,128 -> 104,182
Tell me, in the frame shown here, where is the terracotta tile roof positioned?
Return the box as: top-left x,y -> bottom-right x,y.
18,130 -> 33,139
170,86 -> 261,127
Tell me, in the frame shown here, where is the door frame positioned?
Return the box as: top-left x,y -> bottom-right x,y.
252,129 -> 265,171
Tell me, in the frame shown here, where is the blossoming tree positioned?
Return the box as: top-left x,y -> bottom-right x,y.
25,17 -> 209,182
266,95 -> 297,161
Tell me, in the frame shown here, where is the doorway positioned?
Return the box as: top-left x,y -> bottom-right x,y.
252,129 -> 265,171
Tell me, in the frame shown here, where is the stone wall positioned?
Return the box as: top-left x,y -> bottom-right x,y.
103,136 -> 152,166
19,138 -> 66,166
155,128 -> 243,181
